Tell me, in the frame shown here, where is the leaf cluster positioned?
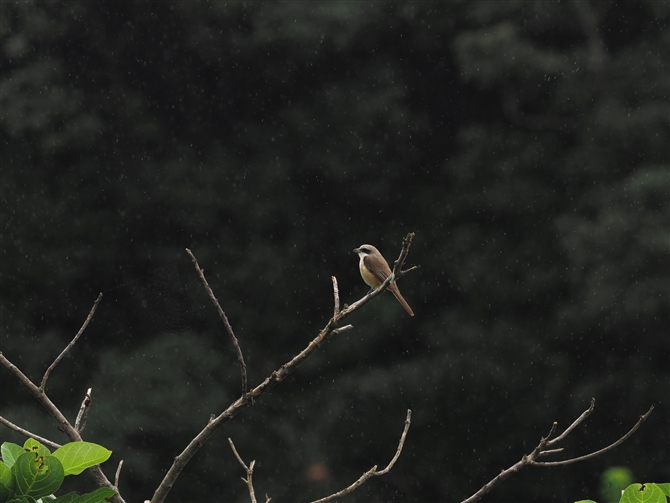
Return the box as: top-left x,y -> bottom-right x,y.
0,439 -> 114,503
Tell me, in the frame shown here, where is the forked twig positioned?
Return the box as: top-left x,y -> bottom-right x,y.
185,248 -> 248,396
311,409 -> 412,503
228,438 -> 259,503
460,400 -> 655,503
41,293 -> 103,391
533,405 -> 654,466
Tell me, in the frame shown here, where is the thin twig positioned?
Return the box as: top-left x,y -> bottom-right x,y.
311,409 -> 412,503
228,438 -> 258,503
0,415 -> 62,449
528,422 -> 557,459
376,409 -> 412,475
115,460 -> 124,489
545,397 -> 594,447
532,405 -> 654,467
538,448 -> 564,456
392,232 -> 416,281
75,388 -> 93,433
186,248 -> 248,396
332,276 -> 340,317
41,293 -> 102,391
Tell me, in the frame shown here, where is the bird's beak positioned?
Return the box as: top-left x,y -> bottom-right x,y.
353,248 -> 361,254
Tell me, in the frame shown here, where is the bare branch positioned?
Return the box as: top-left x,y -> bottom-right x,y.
0,415 -> 62,449
228,438 -> 258,503
460,456 -> 526,503
41,293 -> 103,391
532,405 -> 655,467
527,422 -> 557,460
186,248 -> 248,396
545,397 -> 594,447
538,448 -> 564,457
392,232 -> 416,280
312,466 -> 377,503
332,325 -> 353,335
376,409 -> 412,475
399,265 -> 420,276
151,236 -> 418,503
332,276 -> 340,317
115,460 -> 124,490
75,388 -> 93,433
311,409 -> 412,503
461,400 -> 655,503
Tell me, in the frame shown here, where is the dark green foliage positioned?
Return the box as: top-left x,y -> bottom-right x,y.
1,2 -> 667,502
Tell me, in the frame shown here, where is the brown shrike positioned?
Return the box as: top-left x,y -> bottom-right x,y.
353,244 -> 414,316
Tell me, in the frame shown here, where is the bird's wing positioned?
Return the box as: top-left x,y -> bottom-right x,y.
364,255 -> 391,283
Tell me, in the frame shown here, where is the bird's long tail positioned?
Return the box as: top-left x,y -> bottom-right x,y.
389,284 -> 414,316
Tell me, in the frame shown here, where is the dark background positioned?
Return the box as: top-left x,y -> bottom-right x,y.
1,2 -> 668,502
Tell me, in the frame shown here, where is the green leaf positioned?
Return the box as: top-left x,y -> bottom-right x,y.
51,488 -> 116,503
8,495 -> 38,503
21,441 -> 50,459
11,453 -> 64,499
51,443 -> 111,477
50,492 -> 78,503
0,474 -> 16,503
655,484 -> 670,497
620,484 -> 667,503
1,444 -> 26,469
575,500 -> 598,503
0,461 -> 14,489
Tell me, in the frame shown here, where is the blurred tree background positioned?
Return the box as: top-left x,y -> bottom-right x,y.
1,2 -> 668,502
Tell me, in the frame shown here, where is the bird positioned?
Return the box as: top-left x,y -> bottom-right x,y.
353,244 -> 414,316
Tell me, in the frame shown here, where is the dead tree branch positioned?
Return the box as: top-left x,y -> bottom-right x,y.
150,235 -> 419,503
332,276 -> 340,317
41,292 -> 102,392
115,460 -> 124,491
0,415 -> 62,450
186,248 -> 248,396
229,438 -> 260,503
460,399 -> 655,503
75,388 -> 93,433
533,404 -> 654,466
311,409 -> 412,503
